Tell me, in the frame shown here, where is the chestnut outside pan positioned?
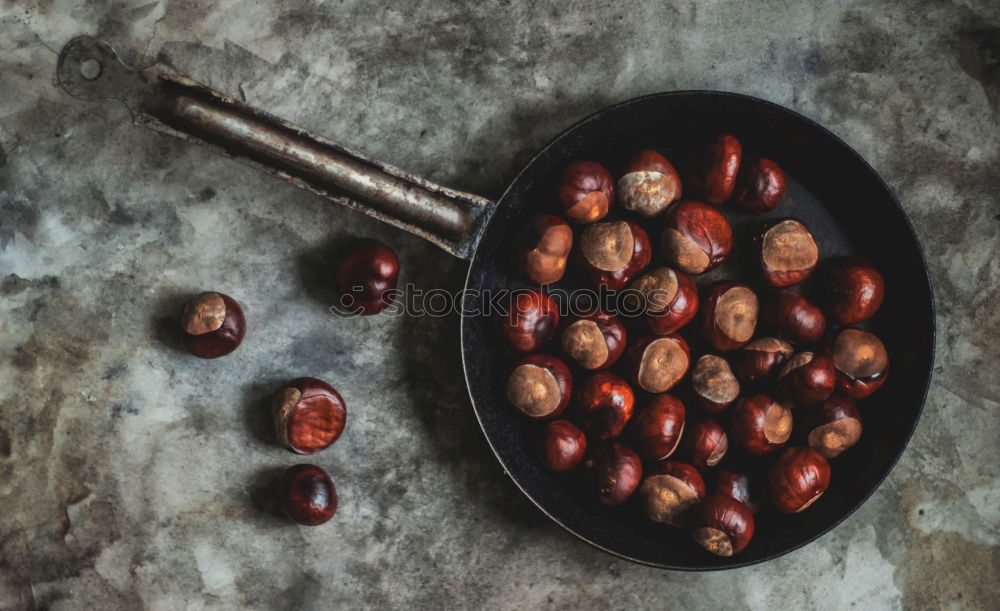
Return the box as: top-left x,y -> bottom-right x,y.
56,36 -> 935,570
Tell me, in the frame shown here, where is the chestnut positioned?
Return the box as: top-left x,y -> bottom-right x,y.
335,239 -> 400,315
632,394 -> 686,460
691,495 -> 755,556
733,158 -> 787,215
272,377 -> 347,455
690,354 -> 740,415
506,354 -> 573,420
538,420 -> 587,472
557,161 -> 614,224
181,291 -> 246,359
628,267 -> 699,335
701,282 -> 759,352
712,471 -> 758,514
639,461 -> 705,526
616,150 -> 682,217
573,371 -> 635,439
685,419 -> 728,469
575,220 -> 652,290
702,133 -> 742,204
582,442 -> 643,506
730,394 -> 793,456
778,352 -> 836,405
628,334 -> 691,394
827,328 -> 889,398
769,447 -> 831,513
560,309 -> 626,370
734,337 -> 794,385
762,289 -> 827,344
660,200 -> 733,275
821,257 -> 885,325
277,464 -> 338,526
513,214 -> 573,285
758,219 -> 819,288
805,396 -> 862,458
499,290 -> 559,353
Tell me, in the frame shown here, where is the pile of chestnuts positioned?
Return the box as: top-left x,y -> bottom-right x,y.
502,135 -> 888,557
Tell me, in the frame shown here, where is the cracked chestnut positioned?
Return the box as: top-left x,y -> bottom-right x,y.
733,158 -> 787,215
628,334 -> 691,394
730,393 -> 793,456
702,282 -> 759,352
769,447 -> 831,514
575,220 -> 652,290
692,494 -> 755,556
827,328 -> 889,398
712,471 -> 759,515
763,289 -> 827,344
583,442 -> 643,506
573,371 -> 635,439
538,419 -> 587,472
805,396 -> 862,458
335,239 -> 400,315
272,377 -> 347,455
557,160 -> 614,224
685,419 -> 728,469
628,267 -> 699,335
617,150 -> 682,217
778,352 -> 836,405
639,461 -> 705,526
660,201 -> 733,275
506,354 -> 572,420
702,133 -> 742,204
181,291 -> 246,359
734,337 -> 794,385
560,309 -> 627,370
278,464 -> 338,526
821,257 -> 885,325
513,214 -> 573,285
632,394 -> 686,460
499,290 -> 559,353
757,219 -> 819,288
691,354 -> 740,414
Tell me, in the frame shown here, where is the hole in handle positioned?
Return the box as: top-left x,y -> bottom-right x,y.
80,58 -> 102,80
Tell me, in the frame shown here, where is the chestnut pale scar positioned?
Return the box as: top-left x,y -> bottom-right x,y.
693,355 -> 740,403
182,291 -> 226,335
562,320 -> 610,369
637,338 -> 689,393
762,220 -> 818,272
631,268 -> 679,313
715,286 -> 758,343
663,228 -> 711,274
507,364 -> 562,417
581,221 -> 634,271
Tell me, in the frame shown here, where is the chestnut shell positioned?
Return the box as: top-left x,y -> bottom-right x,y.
575,220 -> 653,290
712,471 -> 759,515
757,219 -> 819,288
506,354 -> 573,420
821,256 -> 885,325
827,328 -> 889,398
769,447 -> 831,514
278,464 -> 338,526
730,394 -> 793,456
692,495 -> 755,556
573,371 -> 636,439
685,419 -> 728,468
583,443 -> 643,506
513,214 -> 573,285
762,289 -> 827,345
629,267 -> 700,336
702,133 -> 742,204
335,239 -> 400,315
560,309 -> 627,370
805,396 -> 863,458
639,461 -> 706,526
632,394 -> 686,460
660,200 -> 733,275
701,282 -> 759,352
499,290 -> 559,353
733,158 -> 787,215
557,160 -> 614,224
734,337 -> 794,385
272,377 -> 347,455
538,420 -> 588,472
181,292 -> 246,359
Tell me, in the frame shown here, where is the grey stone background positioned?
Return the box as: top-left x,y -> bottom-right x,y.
1,0 -> 998,609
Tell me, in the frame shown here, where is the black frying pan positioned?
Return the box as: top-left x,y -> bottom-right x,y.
57,36 -> 935,570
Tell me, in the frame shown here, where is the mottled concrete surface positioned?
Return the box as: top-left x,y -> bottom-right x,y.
1,0 -> 999,609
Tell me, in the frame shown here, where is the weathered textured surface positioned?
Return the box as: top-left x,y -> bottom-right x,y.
1,1 -> 998,609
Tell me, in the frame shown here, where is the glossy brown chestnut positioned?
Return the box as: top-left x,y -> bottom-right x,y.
538,419 -> 587,472
573,371 -> 635,439
690,354 -> 740,414
639,461 -> 706,526
805,396 -> 862,458
582,443 -> 643,506
822,257 -> 886,325
660,201 -> 733,275
557,160 -> 614,224
778,352 -> 836,405
733,158 -> 787,215
701,282 -> 759,352
560,309 -> 627,370
827,328 -> 889,398
769,447 -> 831,514
506,354 -> 573,420
734,337 -> 794,385
272,377 -> 347,455
758,219 -> 819,288
617,150 -> 682,217
685,419 -> 728,469
712,471 -> 759,515
763,289 -> 827,344
628,267 -> 699,335
702,133 -> 742,204
628,334 -> 691,394
513,214 -> 573,285
730,394 -> 793,456
181,291 -> 246,359
278,464 -> 338,526
335,239 -> 400,315
575,220 -> 652,290
632,394 -> 686,460
692,495 -> 755,556
499,290 -> 559,353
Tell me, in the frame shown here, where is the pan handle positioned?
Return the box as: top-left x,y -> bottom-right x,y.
55,36 -> 495,259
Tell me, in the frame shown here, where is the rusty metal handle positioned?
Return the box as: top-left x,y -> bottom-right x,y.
55,36 -> 494,259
